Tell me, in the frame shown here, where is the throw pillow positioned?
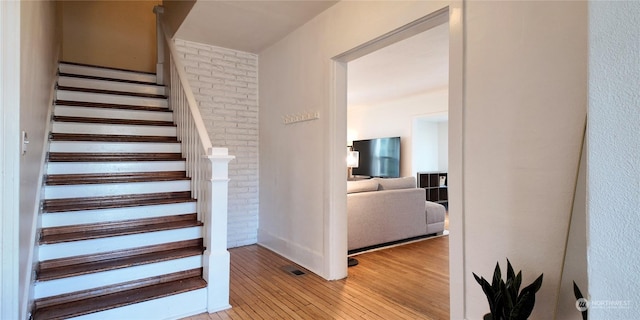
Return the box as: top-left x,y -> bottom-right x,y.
347,179 -> 379,194
375,177 -> 416,190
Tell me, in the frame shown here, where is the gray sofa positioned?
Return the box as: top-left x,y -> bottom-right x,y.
347,177 -> 446,251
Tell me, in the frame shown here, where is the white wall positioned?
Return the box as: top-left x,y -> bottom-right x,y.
412,119 -> 439,174
349,89 -> 448,177
0,2 -> 21,318
19,0 -> 60,318
588,2 -> 640,318
259,1 -> 453,280
412,118 -> 449,175
260,0 -> 586,318
463,2 -> 587,318
61,1 -> 160,73
437,121 -> 448,172
174,39 -> 259,248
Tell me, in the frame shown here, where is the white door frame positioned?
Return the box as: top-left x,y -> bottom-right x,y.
0,1 -> 21,319
329,3 -> 466,317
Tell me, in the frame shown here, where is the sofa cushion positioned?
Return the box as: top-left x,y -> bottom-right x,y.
347,179 -> 379,194
375,177 -> 416,190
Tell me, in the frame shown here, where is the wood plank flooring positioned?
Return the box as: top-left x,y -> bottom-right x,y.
185,235 -> 449,320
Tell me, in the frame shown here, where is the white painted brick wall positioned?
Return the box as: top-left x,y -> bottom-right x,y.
174,39 -> 258,248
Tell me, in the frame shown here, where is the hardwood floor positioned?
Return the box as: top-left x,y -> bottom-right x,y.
184,235 -> 449,320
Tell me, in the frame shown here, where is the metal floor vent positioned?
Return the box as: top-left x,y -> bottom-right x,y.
282,265 -> 306,276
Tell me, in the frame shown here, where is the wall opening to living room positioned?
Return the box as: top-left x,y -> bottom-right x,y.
332,4 -> 459,301
329,4 -> 465,315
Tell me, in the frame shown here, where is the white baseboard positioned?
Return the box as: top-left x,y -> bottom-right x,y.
256,228 -> 324,278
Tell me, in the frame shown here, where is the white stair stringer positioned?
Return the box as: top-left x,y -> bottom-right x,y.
46,160 -> 186,175
54,105 -> 173,121
59,63 -> 157,84
38,226 -> 202,261
41,202 -> 196,228
58,75 -> 166,96
56,90 -> 168,108
49,141 -> 181,153
34,255 -> 202,299
68,288 -> 208,320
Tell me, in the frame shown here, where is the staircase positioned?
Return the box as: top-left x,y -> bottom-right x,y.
32,62 -> 211,320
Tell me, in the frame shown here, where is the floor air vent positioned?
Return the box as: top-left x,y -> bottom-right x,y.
282,265 -> 306,276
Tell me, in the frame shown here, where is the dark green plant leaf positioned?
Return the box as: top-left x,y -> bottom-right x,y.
519,274 -> 543,296
573,281 -> 584,299
507,259 -> 515,281
474,273 -> 497,315
510,291 -> 535,320
514,271 -> 522,294
573,281 -> 588,320
492,262 -> 502,290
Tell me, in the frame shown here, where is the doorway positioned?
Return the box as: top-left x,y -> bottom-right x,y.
329,5 -> 465,317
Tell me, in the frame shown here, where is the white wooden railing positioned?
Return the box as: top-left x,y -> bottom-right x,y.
154,5 -> 234,313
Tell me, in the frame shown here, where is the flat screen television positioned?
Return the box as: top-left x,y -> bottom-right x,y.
351,137 -> 400,178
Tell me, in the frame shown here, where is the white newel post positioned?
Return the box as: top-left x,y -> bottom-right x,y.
153,5 -> 164,85
203,147 -> 235,312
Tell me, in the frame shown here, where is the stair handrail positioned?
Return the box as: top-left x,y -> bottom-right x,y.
154,5 -> 234,313
154,6 -> 212,154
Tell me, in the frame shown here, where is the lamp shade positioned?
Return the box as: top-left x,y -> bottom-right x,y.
346,151 -> 359,168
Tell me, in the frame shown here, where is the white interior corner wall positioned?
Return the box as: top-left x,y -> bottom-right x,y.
19,1 -> 60,318
174,39 -> 259,248
1,1 -> 21,319
463,2 -> 587,318
588,2 -> 640,319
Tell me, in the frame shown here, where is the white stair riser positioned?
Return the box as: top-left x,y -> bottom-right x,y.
58,76 -> 165,96
34,256 -> 202,299
49,141 -> 181,153
68,288 -> 208,320
57,90 -> 168,108
44,180 -> 191,199
54,105 -> 173,122
52,122 -> 176,137
38,227 -> 202,261
41,202 -> 196,228
59,63 -> 157,84
47,161 -> 186,175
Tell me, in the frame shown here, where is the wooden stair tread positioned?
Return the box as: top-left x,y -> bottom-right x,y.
45,171 -> 189,185
37,239 -> 204,281
50,133 -> 179,143
48,152 -> 183,162
40,214 -> 202,244
57,86 -> 167,99
55,100 -> 172,112
42,191 -> 195,213
33,269 -> 206,320
59,72 -> 161,86
52,115 -> 175,127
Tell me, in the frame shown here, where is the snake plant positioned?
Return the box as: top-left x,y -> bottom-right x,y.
473,259 -> 544,320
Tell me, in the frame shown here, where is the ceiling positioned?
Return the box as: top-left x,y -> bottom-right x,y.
175,1 -> 338,53
347,22 -> 449,110
174,1 -> 448,120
